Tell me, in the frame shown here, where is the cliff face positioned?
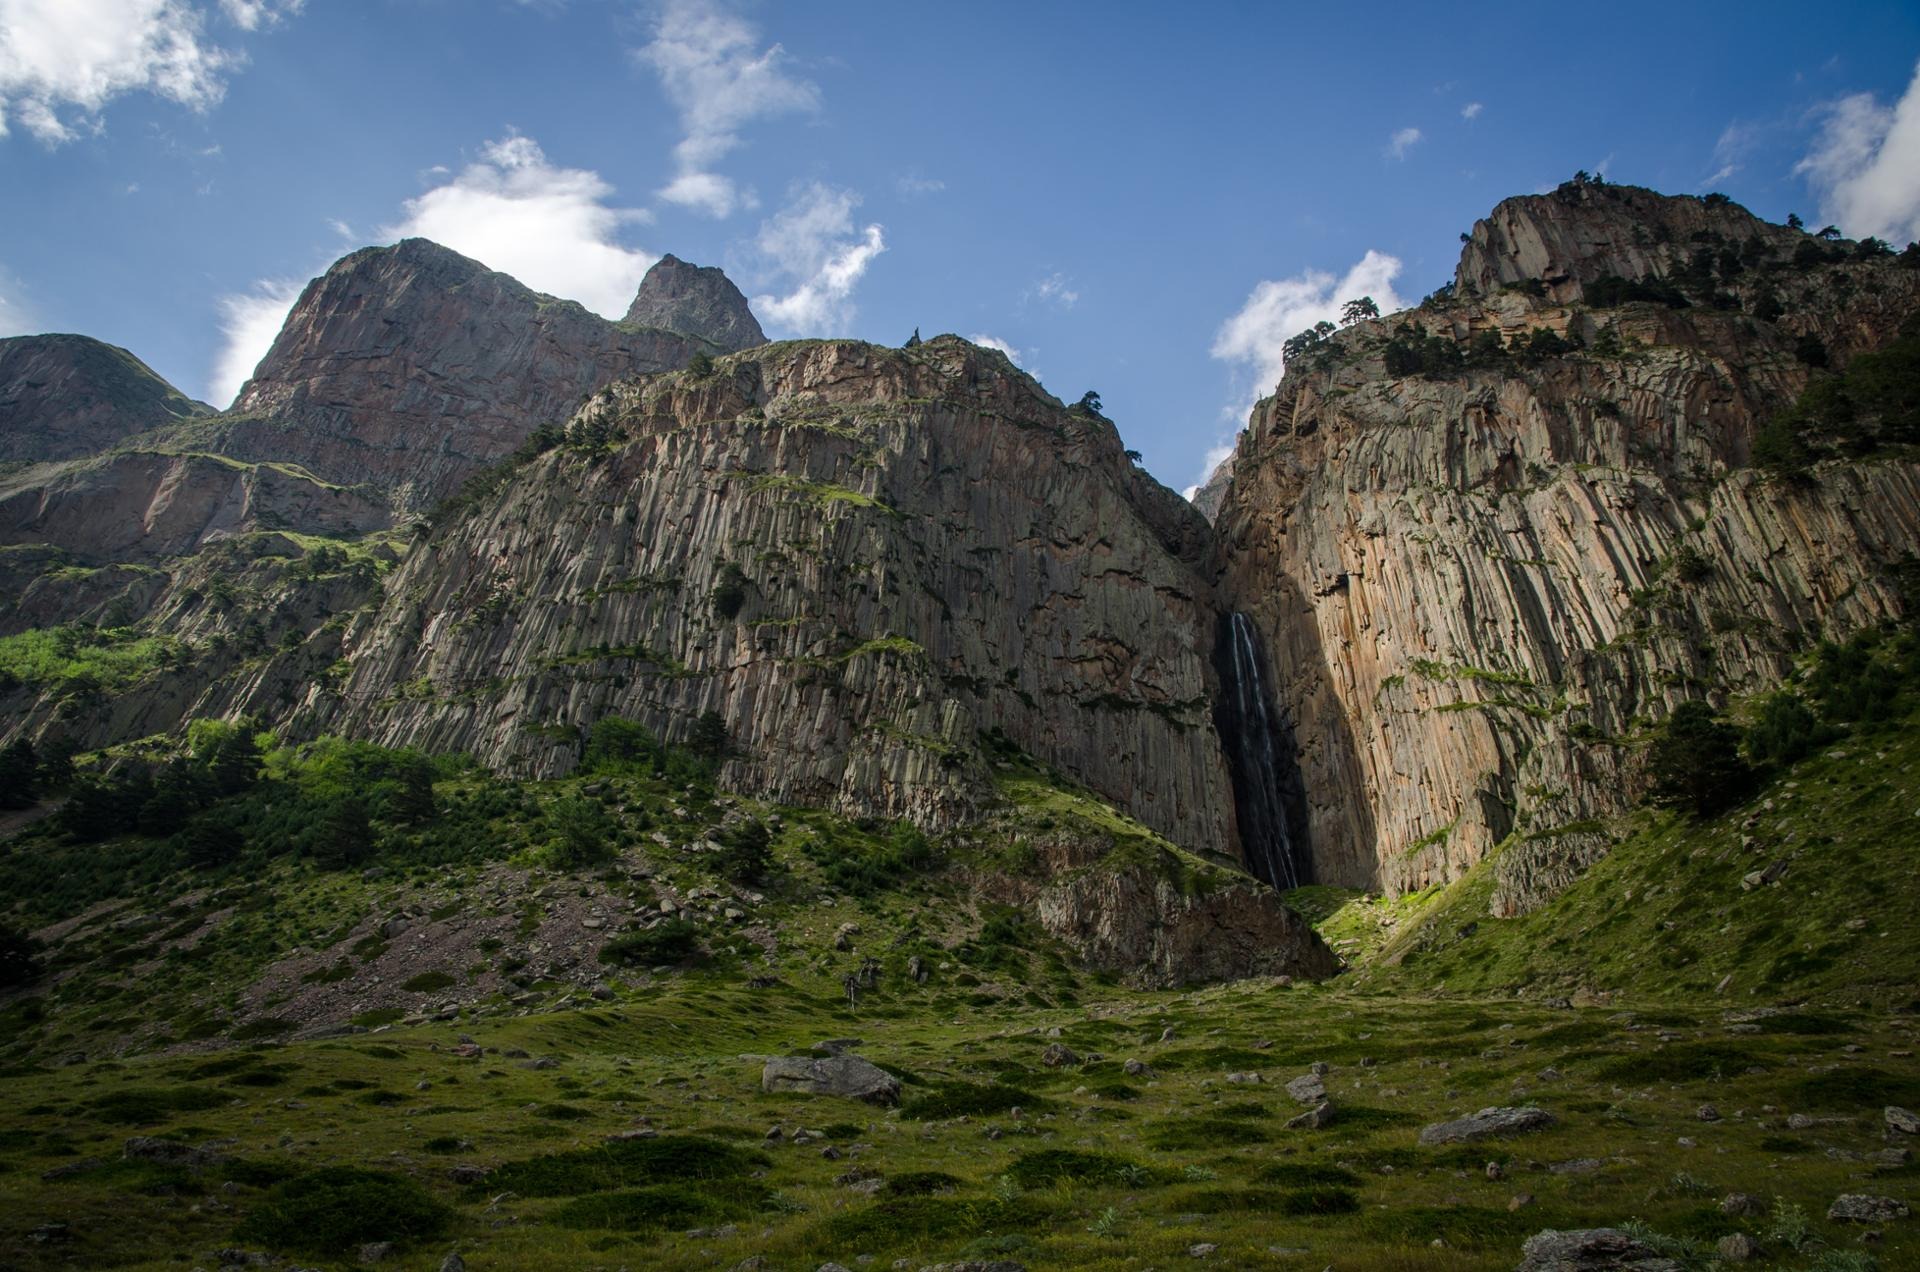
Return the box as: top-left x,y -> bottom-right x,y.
301,336 -> 1238,856
206,240 -> 723,512
0,334 -> 211,463
624,254 -> 767,352
1215,186 -> 1920,896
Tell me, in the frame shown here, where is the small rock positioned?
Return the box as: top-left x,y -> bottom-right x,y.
358,1242 -> 397,1263
1696,1104 -> 1720,1122
1159,1026 -> 1176,1042
1189,1243 -> 1218,1258
447,1165 -> 487,1185
591,983 -> 615,1001
1286,1101 -> 1336,1130
439,1256 -> 466,1272
1485,1161 -> 1504,1181
1225,1071 -> 1261,1085
1040,1042 -> 1079,1068
28,1223 -> 72,1244
1508,1193 -> 1535,1212
1887,1106 -> 1920,1135
1715,1233 -> 1761,1262
1721,1193 -> 1764,1218
1828,1194 -> 1910,1223
1123,1058 -> 1153,1077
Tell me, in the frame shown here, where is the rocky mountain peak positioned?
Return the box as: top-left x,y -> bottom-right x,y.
1453,179 -> 1803,304
0,333 -> 211,464
622,253 -> 766,352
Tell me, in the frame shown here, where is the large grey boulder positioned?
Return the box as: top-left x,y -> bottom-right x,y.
1515,1228 -> 1682,1270
1827,1194 -> 1909,1223
761,1054 -> 901,1106
1420,1106 -> 1556,1146
1284,1073 -> 1327,1104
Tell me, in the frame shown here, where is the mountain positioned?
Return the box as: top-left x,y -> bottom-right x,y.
199,239 -> 738,513
0,333 -> 211,463
1212,178 -> 1920,899
623,253 -> 768,352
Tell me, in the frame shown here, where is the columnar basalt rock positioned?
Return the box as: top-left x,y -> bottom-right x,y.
1213,185 -> 1920,899
305,336 -> 1239,857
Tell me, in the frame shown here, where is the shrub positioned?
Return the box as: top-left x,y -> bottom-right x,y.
712,819 -> 773,884
710,563 -> 747,621
547,795 -> 616,869
1744,693 -> 1830,766
598,919 -> 702,968
900,1082 -> 1042,1120
0,738 -> 37,809
685,351 -> 715,377
234,1167 -> 450,1256
474,1135 -> 765,1198
0,925 -> 41,988
1644,701 -> 1754,817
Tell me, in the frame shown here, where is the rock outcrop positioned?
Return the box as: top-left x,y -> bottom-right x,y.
300,336 -> 1238,857
1214,183 -> 1920,895
0,449 -> 388,563
202,239 -> 725,512
0,334 -> 211,463
1455,180 -> 1803,305
624,254 -> 766,352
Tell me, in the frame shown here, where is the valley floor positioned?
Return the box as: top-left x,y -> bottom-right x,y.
1,976 -> 1915,1270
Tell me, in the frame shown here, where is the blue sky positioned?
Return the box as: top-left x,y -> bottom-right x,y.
4,1 -> 1920,495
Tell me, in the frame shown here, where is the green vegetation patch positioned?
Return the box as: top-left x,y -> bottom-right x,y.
899,1081 -> 1043,1120
548,1179 -> 774,1231
234,1166 -> 450,1256
474,1135 -> 768,1198
88,1085 -> 229,1125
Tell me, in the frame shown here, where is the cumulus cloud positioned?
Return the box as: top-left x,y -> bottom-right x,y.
380,132 -> 656,317
0,0 -> 295,144
638,0 -> 818,218
209,276 -> 301,406
1386,126 -> 1423,159
749,182 -> 885,334
1211,248 -> 1407,413
967,334 -> 1021,364
1796,59 -> 1920,245
1188,251 -> 1409,497
1461,101 -> 1483,120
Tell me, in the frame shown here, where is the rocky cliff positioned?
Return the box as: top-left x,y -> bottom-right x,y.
197,240 -> 730,512
292,336 -> 1239,857
624,253 -> 767,353
0,334 -> 211,464
1214,181 -> 1920,897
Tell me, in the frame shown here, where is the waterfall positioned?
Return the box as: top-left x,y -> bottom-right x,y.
1217,612 -> 1304,891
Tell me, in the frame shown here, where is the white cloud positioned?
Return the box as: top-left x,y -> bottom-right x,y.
896,174 -> 945,197
1796,59 -> 1920,245
638,0 -> 818,219
0,0 -> 295,144
967,334 -> 1021,365
1030,272 -> 1078,309
217,0 -> 300,31
749,182 -> 885,334
380,132 -> 655,317
1460,101 -> 1483,120
0,265 -> 35,335
1180,439 -> 1237,501
1386,127 -> 1423,159
1702,121 -> 1755,188
209,276 -> 300,406
1211,249 -> 1406,415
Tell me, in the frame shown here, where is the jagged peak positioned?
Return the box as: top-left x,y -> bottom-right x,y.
624,253 -> 766,352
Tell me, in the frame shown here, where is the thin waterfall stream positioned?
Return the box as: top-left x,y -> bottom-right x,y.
1216,611 -> 1306,891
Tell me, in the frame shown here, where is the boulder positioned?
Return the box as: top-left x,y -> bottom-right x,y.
1827,1194 -> 1909,1223
1284,1073 -> 1327,1104
1285,1101 -> 1336,1130
1887,1105 -> 1920,1135
761,1055 -> 901,1106
1514,1227 -> 1682,1271
1419,1106 -> 1555,1146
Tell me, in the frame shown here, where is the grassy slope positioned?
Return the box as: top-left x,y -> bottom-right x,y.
1,720 -> 1917,1268
1345,701 -> 1920,1011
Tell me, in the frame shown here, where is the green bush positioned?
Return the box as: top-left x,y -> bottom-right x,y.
234,1167 -> 450,1255
598,919 -> 702,968
547,795 -> 617,869
1644,701 -> 1754,818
